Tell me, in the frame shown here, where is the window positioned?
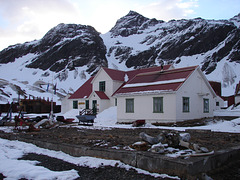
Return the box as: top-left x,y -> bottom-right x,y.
153,97 -> 163,113
182,97 -> 190,112
115,98 -> 117,106
204,99 -> 209,113
99,81 -> 105,92
85,100 -> 89,109
216,102 -> 219,106
126,98 -> 134,113
73,100 -> 78,109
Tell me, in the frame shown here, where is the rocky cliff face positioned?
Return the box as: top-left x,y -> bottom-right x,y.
110,11 -> 162,37
0,23 -> 107,74
105,11 -> 240,75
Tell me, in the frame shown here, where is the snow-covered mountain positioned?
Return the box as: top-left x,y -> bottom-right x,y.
0,11 -> 240,103
0,23 -> 107,103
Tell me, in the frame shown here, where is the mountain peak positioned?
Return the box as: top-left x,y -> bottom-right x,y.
230,13 -> 240,27
126,10 -> 142,17
110,10 -> 161,37
41,23 -> 98,46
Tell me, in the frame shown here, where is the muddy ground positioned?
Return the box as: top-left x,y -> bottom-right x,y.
3,125 -> 240,152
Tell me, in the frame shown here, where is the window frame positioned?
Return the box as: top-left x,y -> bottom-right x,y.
126,98 -> 134,113
182,97 -> 190,113
203,98 -> 209,113
99,81 -> 106,92
85,100 -> 89,109
153,97 -> 163,113
73,100 -> 78,109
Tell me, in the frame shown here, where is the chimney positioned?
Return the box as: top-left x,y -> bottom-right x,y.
161,64 -> 164,71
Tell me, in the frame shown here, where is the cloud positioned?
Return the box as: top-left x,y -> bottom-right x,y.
0,0 -> 81,50
137,0 -> 199,21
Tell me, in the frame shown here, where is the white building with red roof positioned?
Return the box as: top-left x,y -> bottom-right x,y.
62,65 -> 222,123
114,66 -> 219,123
62,65 -> 172,114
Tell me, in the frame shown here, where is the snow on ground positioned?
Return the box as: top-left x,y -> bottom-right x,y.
57,109 -> 79,122
60,106 -> 240,133
93,107 -> 240,133
0,138 -> 175,180
94,106 -> 118,126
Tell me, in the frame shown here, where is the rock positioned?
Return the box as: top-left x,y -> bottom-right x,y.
130,141 -> 150,151
179,133 -> 191,142
179,140 -> 190,149
200,147 -> 209,153
193,144 -> 201,153
165,132 -> 180,148
139,131 -> 180,148
149,143 -> 166,154
139,132 -> 160,145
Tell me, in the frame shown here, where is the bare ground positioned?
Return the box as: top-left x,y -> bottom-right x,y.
6,125 -> 240,152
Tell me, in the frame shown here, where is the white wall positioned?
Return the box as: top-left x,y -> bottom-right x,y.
92,69 -> 114,97
88,91 -> 111,113
117,93 -> 177,123
91,68 -> 124,111
61,95 -> 73,114
214,96 -> 225,110
235,95 -> 240,105
176,69 -> 215,121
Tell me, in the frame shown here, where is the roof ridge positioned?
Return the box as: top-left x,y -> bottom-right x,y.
136,65 -> 198,77
102,67 -> 125,73
125,64 -> 171,73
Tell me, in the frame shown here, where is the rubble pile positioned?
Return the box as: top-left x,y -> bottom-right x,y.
130,131 -> 214,157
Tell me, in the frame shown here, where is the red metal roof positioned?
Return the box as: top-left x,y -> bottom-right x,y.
116,83 -> 183,94
126,65 -> 172,80
103,65 -> 172,82
235,81 -> 240,96
115,66 -> 197,95
128,67 -> 194,84
95,91 -> 110,99
69,65 -> 174,99
102,68 -> 126,81
68,76 -> 94,99
209,81 -> 222,97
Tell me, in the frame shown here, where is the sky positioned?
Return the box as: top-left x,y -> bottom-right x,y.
0,0 -> 239,51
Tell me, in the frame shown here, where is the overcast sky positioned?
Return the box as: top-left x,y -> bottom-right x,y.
0,0 -> 239,50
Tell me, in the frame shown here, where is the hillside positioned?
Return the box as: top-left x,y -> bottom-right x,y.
0,11 -> 240,103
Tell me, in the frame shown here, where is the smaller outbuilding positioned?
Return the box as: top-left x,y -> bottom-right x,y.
234,81 -> 240,106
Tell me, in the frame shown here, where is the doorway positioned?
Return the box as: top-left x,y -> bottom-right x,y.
92,100 -> 97,114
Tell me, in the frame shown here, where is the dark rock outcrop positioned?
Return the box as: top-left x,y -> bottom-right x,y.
0,23 -> 108,74
107,11 -> 240,73
110,11 -> 162,37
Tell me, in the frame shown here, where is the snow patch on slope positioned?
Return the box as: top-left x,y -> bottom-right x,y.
0,53 -> 91,104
